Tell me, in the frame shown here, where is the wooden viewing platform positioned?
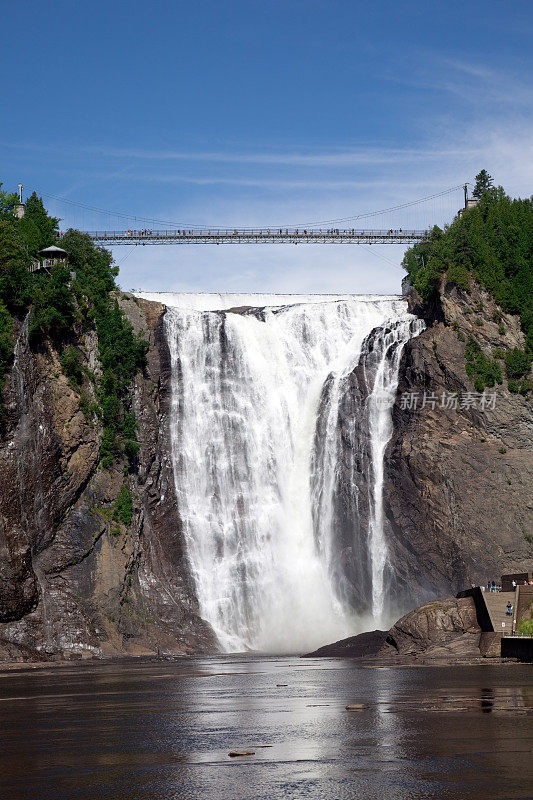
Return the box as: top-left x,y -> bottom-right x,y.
84,228 -> 430,246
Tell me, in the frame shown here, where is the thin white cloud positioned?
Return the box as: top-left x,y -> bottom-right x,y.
82,143 -> 479,167
388,54 -> 533,109
1,138 -> 482,168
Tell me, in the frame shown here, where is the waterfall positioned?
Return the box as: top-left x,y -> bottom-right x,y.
158,295 -> 423,653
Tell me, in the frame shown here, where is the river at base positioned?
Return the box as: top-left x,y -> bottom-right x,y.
0,657 -> 532,800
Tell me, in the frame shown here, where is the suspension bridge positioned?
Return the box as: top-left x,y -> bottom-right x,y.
86,228 -> 427,245
35,183 -> 470,248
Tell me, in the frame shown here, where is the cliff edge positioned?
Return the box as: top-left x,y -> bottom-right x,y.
382,279 -> 532,612
0,295 -> 218,661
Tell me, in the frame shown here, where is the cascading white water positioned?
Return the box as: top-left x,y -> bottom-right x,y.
365,319 -> 425,619
155,294 -> 422,653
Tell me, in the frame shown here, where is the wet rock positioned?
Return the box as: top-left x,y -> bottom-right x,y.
0,296 -> 218,661
303,630 -> 388,658
309,597 -> 485,664
383,596 -> 481,658
384,280 -> 533,610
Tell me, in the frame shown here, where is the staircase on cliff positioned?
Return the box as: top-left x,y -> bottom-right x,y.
483,592 -> 517,635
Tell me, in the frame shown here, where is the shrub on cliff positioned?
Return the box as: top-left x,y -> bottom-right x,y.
504,347 -> 532,380
464,337 -> 503,390
113,485 -> 133,526
60,345 -> 84,387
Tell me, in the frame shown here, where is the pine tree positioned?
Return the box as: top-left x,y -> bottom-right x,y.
473,169 -> 494,199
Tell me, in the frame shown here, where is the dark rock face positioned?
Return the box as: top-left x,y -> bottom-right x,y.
383,281 -> 533,613
0,296 -> 218,661
303,629 -> 389,658
305,596 -> 482,662
384,596 -> 481,659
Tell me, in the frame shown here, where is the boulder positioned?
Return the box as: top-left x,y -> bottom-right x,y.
383,596 -> 481,658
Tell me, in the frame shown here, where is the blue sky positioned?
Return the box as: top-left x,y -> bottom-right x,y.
2,0 -> 532,293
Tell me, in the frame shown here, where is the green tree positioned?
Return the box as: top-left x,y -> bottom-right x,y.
402,175 -> 533,365
505,348 -> 532,380
0,184 -> 19,220
29,264 -> 75,343
21,192 -> 59,253
0,178 -> 147,467
0,221 -> 31,314
472,169 -> 494,199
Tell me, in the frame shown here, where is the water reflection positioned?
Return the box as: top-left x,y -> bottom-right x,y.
481,687 -> 494,713
0,658 -> 532,800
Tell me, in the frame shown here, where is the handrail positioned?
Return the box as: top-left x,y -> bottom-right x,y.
74,228 -> 430,246
81,228 -> 429,236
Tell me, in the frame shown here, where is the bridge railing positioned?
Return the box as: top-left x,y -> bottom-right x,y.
79,228 -> 429,237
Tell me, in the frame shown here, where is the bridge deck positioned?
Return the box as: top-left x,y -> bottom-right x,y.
84,229 -> 429,246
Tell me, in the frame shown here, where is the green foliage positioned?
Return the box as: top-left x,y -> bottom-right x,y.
123,439 -> 140,460
21,192 -> 58,254
508,378 -> 531,395
0,183 -> 19,219
504,347 -> 532,379
517,617 -> 533,636
0,221 -> 32,314
59,229 -> 147,467
113,484 -> 133,526
0,184 -> 147,466
79,390 -> 98,421
464,337 -> 503,389
60,345 -> 84,387
402,173 -> 533,367
446,263 -> 470,291
472,169 -> 494,199
29,264 -> 75,344
96,299 -> 148,387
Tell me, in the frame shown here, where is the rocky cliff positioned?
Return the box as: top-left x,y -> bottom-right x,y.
0,296 -> 217,661
382,279 -> 532,611
0,282 -> 531,662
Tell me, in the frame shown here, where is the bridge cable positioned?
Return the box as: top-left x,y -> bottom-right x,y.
295,184 -> 466,227
38,182 -> 466,232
